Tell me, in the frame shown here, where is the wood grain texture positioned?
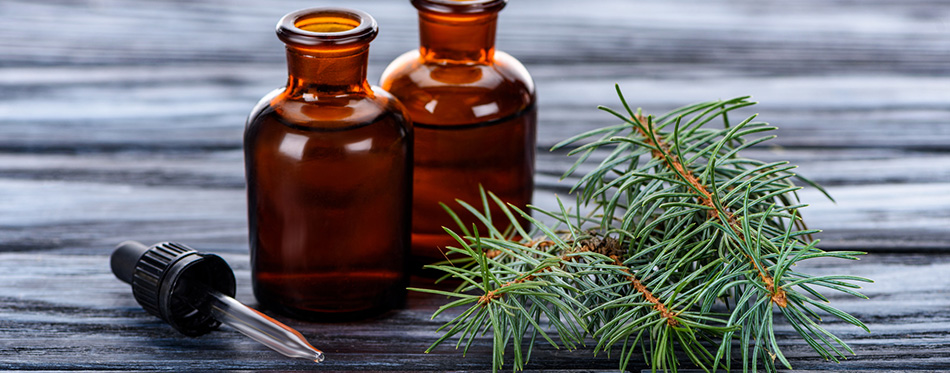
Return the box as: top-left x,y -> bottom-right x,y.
0,0 -> 948,370
1,252 -> 948,371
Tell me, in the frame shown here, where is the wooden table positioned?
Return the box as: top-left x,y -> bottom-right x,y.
2,0 -> 948,371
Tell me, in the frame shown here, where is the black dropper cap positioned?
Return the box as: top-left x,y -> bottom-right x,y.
111,241 -> 236,336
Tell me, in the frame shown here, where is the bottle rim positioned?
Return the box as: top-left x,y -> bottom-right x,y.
411,0 -> 507,14
276,7 -> 378,47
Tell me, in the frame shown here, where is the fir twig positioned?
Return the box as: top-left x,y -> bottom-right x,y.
415,86 -> 871,372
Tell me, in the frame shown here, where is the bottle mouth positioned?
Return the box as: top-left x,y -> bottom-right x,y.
412,0 -> 506,14
277,7 -> 378,48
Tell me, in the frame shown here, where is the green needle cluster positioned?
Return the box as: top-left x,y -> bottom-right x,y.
410,85 -> 871,372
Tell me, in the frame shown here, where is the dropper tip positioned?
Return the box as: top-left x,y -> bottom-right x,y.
314,351 -> 325,363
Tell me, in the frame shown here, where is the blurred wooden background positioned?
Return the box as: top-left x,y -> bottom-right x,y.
1,0 -> 948,370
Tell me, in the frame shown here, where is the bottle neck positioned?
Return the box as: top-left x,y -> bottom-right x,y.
418,11 -> 498,63
285,46 -> 371,95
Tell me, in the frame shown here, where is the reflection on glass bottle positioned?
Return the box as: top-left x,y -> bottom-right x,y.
380,0 -> 536,266
245,7 -> 412,320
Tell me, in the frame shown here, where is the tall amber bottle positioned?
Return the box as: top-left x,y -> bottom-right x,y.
244,8 -> 412,320
380,0 -> 535,264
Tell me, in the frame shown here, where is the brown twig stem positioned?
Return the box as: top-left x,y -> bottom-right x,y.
633,115 -> 787,307
609,255 -> 679,326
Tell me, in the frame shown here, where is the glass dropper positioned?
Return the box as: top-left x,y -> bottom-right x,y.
110,240 -> 324,363
207,288 -> 324,362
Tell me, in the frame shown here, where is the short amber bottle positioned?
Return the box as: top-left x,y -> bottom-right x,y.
380,0 -> 536,264
244,8 -> 412,320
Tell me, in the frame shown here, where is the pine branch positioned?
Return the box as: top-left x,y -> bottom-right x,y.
415,86 -> 871,372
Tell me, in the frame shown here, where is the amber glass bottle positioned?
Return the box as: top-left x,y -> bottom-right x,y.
380,0 -> 535,265
244,8 -> 412,320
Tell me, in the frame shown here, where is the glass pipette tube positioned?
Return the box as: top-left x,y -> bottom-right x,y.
207,289 -> 325,362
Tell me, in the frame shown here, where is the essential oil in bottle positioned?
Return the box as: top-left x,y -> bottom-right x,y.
245,7 -> 412,320
380,0 -> 536,266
